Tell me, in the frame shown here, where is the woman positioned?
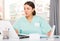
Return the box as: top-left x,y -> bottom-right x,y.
13,1 -> 51,36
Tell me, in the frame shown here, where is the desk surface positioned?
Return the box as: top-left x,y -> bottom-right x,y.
0,38 -> 60,41
0,33 -> 60,41
1,35 -> 60,41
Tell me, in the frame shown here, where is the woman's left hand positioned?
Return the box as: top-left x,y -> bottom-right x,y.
47,31 -> 51,36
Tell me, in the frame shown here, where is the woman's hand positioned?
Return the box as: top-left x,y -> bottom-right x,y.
15,29 -> 18,34
47,31 -> 51,36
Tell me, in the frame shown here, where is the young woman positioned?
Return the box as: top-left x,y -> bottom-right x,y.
13,1 -> 51,36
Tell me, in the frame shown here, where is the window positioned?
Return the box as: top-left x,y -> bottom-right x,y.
0,0 -> 3,20
4,0 -> 50,22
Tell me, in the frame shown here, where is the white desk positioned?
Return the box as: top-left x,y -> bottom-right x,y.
0,37 -> 60,41
0,35 -> 60,41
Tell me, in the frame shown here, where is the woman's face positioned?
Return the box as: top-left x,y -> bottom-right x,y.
24,4 -> 34,17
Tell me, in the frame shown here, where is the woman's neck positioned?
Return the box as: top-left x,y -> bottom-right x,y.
26,15 -> 33,23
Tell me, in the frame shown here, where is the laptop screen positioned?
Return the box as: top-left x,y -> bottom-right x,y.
0,20 -> 19,39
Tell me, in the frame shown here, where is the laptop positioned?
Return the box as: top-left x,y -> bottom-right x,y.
0,20 -> 19,39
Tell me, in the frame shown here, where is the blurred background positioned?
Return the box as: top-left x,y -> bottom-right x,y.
0,0 -> 60,35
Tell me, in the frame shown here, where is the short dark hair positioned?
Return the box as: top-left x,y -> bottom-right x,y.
24,1 -> 36,16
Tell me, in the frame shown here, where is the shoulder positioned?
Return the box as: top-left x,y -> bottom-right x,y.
34,15 -> 45,21
34,15 -> 48,23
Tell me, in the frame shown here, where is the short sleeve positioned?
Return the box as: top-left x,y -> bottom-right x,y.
40,18 -> 51,34
13,19 -> 20,30
13,17 -> 25,35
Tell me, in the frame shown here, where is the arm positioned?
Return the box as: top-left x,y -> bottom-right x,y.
15,29 -> 19,34
13,19 -> 21,35
39,18 -> 51,35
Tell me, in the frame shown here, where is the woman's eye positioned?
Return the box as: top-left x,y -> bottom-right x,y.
27,8 -> 30,10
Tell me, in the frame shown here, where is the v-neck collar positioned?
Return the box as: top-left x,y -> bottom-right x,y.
24,16 -> 35,24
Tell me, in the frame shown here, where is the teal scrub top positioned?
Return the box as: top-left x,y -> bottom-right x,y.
13,15 -> 51,35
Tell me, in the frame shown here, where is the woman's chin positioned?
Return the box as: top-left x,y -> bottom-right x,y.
25,15 -> 29,17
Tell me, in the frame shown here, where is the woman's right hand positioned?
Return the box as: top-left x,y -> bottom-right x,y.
15,29 -> 18,34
